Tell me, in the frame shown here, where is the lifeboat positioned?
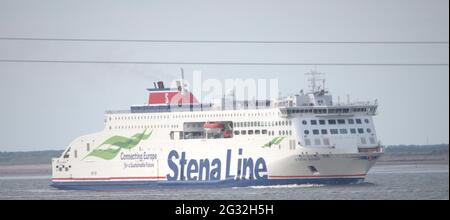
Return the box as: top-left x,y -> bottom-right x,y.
203,122 -> 225,129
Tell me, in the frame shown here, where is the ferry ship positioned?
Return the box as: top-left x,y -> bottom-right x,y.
51,71 -> 383,190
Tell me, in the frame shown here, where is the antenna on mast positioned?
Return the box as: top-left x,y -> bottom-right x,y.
305,70 -> 324,93
180,67 -> 185,81
177,68 -> 186,93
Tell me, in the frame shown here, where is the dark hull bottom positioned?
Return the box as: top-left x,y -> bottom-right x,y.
51,178 -> 365,191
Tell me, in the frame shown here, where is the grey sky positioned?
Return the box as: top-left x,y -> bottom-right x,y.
0,0 -> 448,151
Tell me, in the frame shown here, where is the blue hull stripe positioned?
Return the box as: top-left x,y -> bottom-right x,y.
51,178 -> 365,190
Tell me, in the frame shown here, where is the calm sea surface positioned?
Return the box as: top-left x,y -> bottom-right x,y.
0,163 -> 448,200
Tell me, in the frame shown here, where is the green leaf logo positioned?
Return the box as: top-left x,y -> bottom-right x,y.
84,129 -> 152,160
262,136 -> 286,148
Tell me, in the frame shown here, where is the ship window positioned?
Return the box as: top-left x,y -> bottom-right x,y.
255,130 -> 261,135
369,137 -> 376,144
313,129 -> 320,135
340,129 -> 348,134
282,130 -> 286,135
262,130 -> 268,135
74,150 -> 78,158
302,120 -> 307,125
367,128 -> 372,133
304,139 -> 311,146
289,130 -> 292,135
328,120 -> 336,125
321,129 -> 328,135
350,128 -> 357,134
356,119 -> 362,124
358,128 -> 364,134
311,120 -> 317,125
314,139 -> 321,145
365,119 -> 370,124
86,143 -> 90,152
304,130 -> 310,135
279,131 -> 282,136
361,137 -> 367,145
241,130 -> 247,135
319,120 -> 326,125
337,119 -> 346,125
330,129 -> 339,135
248,130 -> 254,135
234,131 -> 240,135
323,138 -> 330,146
289,120 -> 292,126
348,119 -> 355,124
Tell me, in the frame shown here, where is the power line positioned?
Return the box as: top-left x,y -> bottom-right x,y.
0,59 -> 447,66
0,37 -> 448,44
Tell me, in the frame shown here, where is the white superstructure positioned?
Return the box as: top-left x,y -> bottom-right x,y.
52,71 -> 383,190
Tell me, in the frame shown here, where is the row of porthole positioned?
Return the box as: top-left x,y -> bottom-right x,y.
234,120 -> 292,128
110,124 -> 179,130
233,130 -> 293,136
304,128 -> 372,135
111,111 -> 280,121
302,118 -> 370,126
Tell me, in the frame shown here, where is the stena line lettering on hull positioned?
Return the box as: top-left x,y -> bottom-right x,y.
166,149 -> 268,182
51,71 -> 383,190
